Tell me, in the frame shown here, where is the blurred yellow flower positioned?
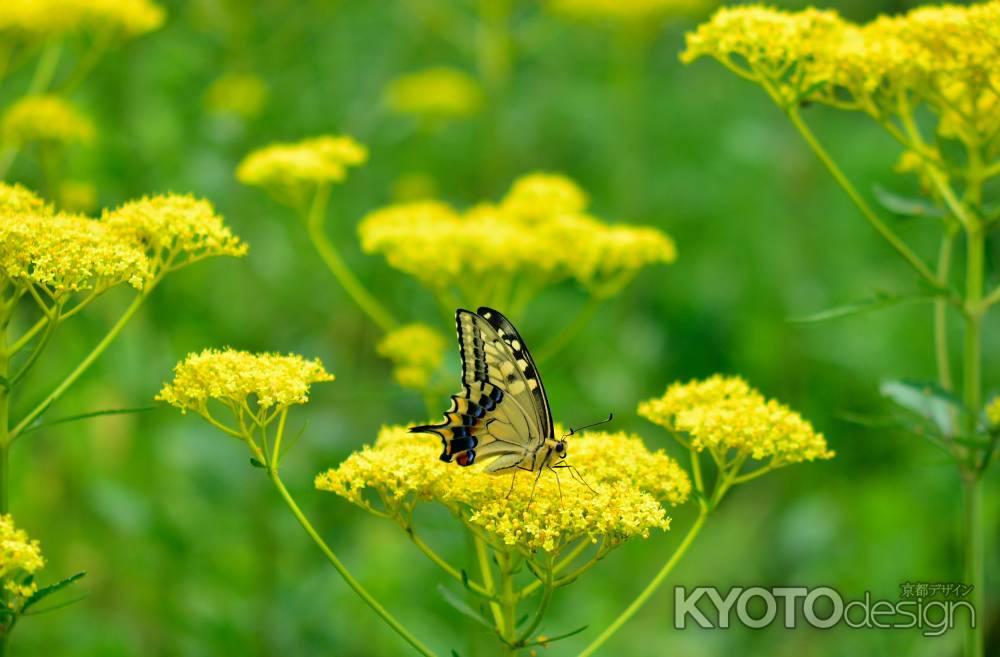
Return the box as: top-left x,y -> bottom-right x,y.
59,179 -> 98,214
236,135 -> 368,207
499,172 -> 588,222
550,0 -> 705,23
358,172 -> 675,301
0,515 -> 44,608
103,193 -> 247,276
0,182 -> 50,215
0,209 -> 148,294
0,0 -> 165,38
1,95 -> 94,148
376,323 -> 448,390
204,73 -> 269,120
317,426 -> 686,553
988,398 -> 1000,429
384,67 -> 482,120
391,172 -> 437,202
639,375 -> 834,465
157,348 -> 334,415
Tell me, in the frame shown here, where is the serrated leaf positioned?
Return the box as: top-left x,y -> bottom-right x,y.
873,185 -> 945,219
437,585 -> 494,630
880,379 -> 963,437
790,291 -> 936,324
22,572 -> 86,613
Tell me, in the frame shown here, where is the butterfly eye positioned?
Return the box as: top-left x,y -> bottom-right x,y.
556,441 -> 566,454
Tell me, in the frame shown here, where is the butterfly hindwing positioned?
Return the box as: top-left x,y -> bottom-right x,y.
410,308 -> 553,472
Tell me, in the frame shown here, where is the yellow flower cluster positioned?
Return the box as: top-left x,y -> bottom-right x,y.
376,323 -> 448,390
0,514 -> 44,607
204,73 -> 269,120
988,398 -> 1000,429
0,188 -> 148,294
236,135 -> 368,206
1,95 -> 94,148
384,67 -> 482,120
639,375 -> 834,465
316,426 -> 688,553
157,348 -> 334,414
0,0 -> 165,39
682,3 -> 1000,145
59,179 -> 99,214
104,193 -> 247,276
550,0 -> 704,23
358,173 -> 675,297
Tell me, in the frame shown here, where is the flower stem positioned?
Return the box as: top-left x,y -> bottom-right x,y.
784,107 -> 939,289
304,186 -> 397,333
576,509 -> 708,657
268,472 -> 439,657
935,230 -> 956,394
475,536 -> 506,636
0,315 -> 9,515
10,291 -> 148,441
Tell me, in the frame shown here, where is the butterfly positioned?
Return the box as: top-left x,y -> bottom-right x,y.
410,307 -> 574,485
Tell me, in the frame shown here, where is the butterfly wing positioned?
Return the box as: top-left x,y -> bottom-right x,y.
409,307 -> 553,473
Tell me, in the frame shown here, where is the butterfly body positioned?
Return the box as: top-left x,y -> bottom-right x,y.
410,307 -> 565,475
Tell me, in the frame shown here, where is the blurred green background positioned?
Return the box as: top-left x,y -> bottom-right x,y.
2,0 -> 998,655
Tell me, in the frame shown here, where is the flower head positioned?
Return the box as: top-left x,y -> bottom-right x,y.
358,172 -> 675,300
317,426 -> 688,553
0,0 -> 165,39
639,375 -> 834,465
0,182 -> 50,215
103,193 -> 247,276
59,179 -> 98,214
157,348 -> 334,415
0,514 -> 45,608
1,95 -> 94,148
204,73 -> 269,120
384,67 -> 482,120
0,208 -> 148,295
376,323 -> 448,390
236,135 -> 368,207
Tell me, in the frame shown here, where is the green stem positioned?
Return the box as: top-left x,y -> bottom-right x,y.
498,550 -> 517,652
405,526 -> 492,599
784,107 -> 939,289
935,231 -> 956,394
515,556 -> 553,645
9,291 -> 147,441
0,317 -> 9,515
962,475 -> 984,657
576,509 -> 709,657
304,186 -> 397,333
475,536 -> 505,634
27,39 -> 63,95
269,473 -> 439,657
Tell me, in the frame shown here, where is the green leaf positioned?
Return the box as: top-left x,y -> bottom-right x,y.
880,379 -> 964,437
873,185 -> 945,219
22,572 -> 86,613
536,624 -> 589,644
18,407 -> 156,437
249,458 -> 266,469
789,291 -> 936,324
437,585 -> 494,631
0,375 -> 9,392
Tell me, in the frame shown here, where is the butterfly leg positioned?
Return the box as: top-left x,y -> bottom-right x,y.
547,465 -> 564,504
528,467 -> 545,507
505,469 -> 518,500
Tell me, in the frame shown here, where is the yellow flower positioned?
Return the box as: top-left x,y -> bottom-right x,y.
0,514 -> 44,609
59,179 -> 98,214
236,135 -> 368,207
987,398 -> 1000,429
376,324 -> 448,390
550,0 -> 705,24
639,375 -> 834,465
0,209 -> 148,294
499,172 -> 588,222
1,95 -> 94,148
204,73 -> 269,120
103,193 -> 247,276
0,0 -> 164,38
0,182 -> 50,215
358,173 -> 675,298
157,348 -> 334,415
316,426 -> 688,553
384,67 -> 482,120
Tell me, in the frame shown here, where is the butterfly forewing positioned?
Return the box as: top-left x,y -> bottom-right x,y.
409,307 -> 553,472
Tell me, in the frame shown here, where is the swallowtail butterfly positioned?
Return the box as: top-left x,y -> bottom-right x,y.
410,307 -> 568,475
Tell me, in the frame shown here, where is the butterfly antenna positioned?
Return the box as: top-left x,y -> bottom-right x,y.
563,412 -> 614,439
